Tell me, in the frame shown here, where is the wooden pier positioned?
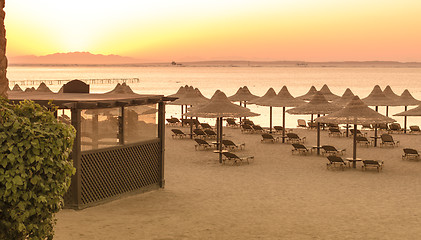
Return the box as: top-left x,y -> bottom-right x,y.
9,78 -> 140,86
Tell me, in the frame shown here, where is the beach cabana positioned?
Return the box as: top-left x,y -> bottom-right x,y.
316,96 -> 396,168
185,90 -> 259,163
8,80 -> 174,209
287,91 -> 341,155
257,86 -> 305,142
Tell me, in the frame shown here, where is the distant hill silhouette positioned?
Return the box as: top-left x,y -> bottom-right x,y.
8,52 -> 142,65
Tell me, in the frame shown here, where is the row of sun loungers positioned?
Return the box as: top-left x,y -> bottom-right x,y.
326,156 -> 384,172
194,139 -> 245,151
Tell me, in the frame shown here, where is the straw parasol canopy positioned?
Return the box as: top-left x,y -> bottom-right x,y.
170,86 -> 210,106
185,90 -> 259,118
398,89 -> 421,106
185,90 -> 259,163
287,91 -> 342,154
362,85 -> 398,106
316,96 -> 396,165
36,82 -> 53,93
248,88 -> 277,105
228,86 -> 259,102
319,84 -> 340,101
167,85 -> 188,98
394,106 -> 421,116
106,82 -> 135,94
383,85 -> 401,101
258,86 -> 305,141
296,86 -> 317,101
11,84 -> 23,92
316,96 -> 396,125
332,88 -> 355,107
286,91 -> 342,115
24,87 -> 36,92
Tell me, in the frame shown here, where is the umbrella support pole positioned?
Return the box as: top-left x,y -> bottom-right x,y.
386,106 -> 389,116
282,107 -> 286,143
353,124 -> 357,168
317,118 -> 320,155
218,117 -> 223,164
404,106 -> 408,134
345,124 -> 349,137
270,107 -> 273,133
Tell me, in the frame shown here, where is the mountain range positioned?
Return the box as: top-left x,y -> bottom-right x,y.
6,52 -> 421,67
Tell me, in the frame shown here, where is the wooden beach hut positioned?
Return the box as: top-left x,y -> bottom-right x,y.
8,80 -> 175,209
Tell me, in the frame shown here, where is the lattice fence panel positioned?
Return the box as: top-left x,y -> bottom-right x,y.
80,141 -> 161,205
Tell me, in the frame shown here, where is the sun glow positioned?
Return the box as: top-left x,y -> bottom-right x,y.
4,0 -> 421,61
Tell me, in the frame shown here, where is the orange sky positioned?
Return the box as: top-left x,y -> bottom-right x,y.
4,0 -> 421,62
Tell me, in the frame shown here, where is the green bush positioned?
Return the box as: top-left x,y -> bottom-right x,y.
0,98 -> 76,240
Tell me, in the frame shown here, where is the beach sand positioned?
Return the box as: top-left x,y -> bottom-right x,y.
54,125 -> 421,239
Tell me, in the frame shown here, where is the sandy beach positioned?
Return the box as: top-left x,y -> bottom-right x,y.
54,124 -> 421,240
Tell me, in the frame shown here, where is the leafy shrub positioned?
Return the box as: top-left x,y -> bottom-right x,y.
0,98 -> 76,240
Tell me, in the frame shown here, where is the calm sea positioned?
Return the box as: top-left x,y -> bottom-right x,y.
7,66 -> 421,128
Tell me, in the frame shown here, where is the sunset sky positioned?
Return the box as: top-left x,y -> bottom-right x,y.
4,0 -> 421,62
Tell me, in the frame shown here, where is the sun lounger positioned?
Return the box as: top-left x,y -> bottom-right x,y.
350,129 -> 365,137
307,122 -> 317,129
226,118 -> 238,128
356,136 -> 371,147
326,155 -> 348,170
204,129 -> 218,139
261,133 -> 279,143
388,123 -> 404,134
361,124 -> 373,130
193,129 -> 207,139
409,125 -> 420,134
166,117 -> 180,126
222,139 -> 245,151
200,123 -> 213,130
194,139 -> 214,151
380,134 -> 399,147
321,145 -> 346,156
297,119 -> 307,128
402,148 -> 420,160
241,124 -> 254,133
286,133 -> 306,144
377,123 -> 389,132
328,127 -> 343,137
252,125 -> 267,133
362,160 -> 383,172
222,151 -> 254,165
241,119 -> 255,126
291,143 -> 311,155
171,129 -> 188,139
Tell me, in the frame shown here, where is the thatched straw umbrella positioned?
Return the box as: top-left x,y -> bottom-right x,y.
316,96 -> 396,168
333,88 -> 355,107
11,84 -> 23,92
383,85 -> 401,116
185,90 -> 259,163
394,90 -> 421,133
287,91 -> 342,155
258,86 -> 305,142
362,85 -> 399,146
248,87 -> 277,129
296,86 -> 317,101
106,82 -> 135,94
319,84 -> 340,101
228,86 -> 259,122
36,82 -> 53,93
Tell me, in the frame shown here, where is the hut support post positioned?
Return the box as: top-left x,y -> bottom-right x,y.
92,113 -> 99,149
118,106 -> 125,145
374,106 -> 378,147
282,107 -> 286,143
269,106 -> 273,133
353,124 -> 357,168
70,108 -> 82,206
404,106 -> 408,133
317,114 -> 321,155
158,101 -> 166,187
